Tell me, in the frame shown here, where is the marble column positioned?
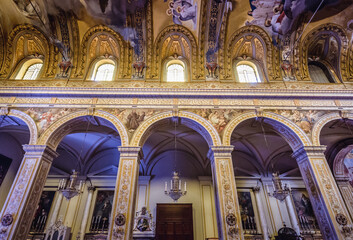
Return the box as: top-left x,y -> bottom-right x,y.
108,146 -> 142,240
0,145 -> 58,240
49,192 -> 63,226
80,186 -> 95,240
252,186 -> 269,240
293,146 -> 353,240
208,146 -> 243,240
285,195 -> 301,235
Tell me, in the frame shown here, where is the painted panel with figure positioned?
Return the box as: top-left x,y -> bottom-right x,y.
0,155 -> 11,187
237,191 -> 258,234
344,149 -> 353,188
30,191 -> 56,233
291,189 -> 319,232
90,190 -> 114,232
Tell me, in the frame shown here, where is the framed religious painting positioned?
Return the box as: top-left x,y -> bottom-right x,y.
30,191 -> 56,233
90,190 -> 115,232
291,189 -> 319,232
0,154 -> 12,187
237,189 -> 260,235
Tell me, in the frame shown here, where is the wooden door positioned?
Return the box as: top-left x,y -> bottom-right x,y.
156,203 -> 193,240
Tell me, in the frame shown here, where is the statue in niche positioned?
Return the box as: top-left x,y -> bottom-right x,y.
133,206 -> 155,238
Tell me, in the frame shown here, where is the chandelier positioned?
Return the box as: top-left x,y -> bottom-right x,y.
58,170 -> 84,200
267,172 -> 291,201
165,171 -> 187,202
57,116 -> 92,200
164,117 -> 187,202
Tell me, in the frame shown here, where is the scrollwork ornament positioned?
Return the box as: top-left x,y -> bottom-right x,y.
336,213 -> 348,226
226,213 -> 237,226
228,226 -> 238,237
115,213 -> 126,226
1,214 -> 13,227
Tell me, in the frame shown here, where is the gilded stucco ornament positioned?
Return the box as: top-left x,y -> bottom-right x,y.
152,25 -> 198,80
0,24 -> 55,78
225,25 -> 280,81
75,25 -> 130,79
295,23 -> 349,81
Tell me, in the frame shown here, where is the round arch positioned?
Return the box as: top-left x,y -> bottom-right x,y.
295,23 -> 349,81
312,112 -> 353,146
0,109 -> 38,144
222,111 -> 312,150
130,111 -> 221,147
38,109 -> 129,149
151,25 -> 198,80
75,25 -> 129,79
225,25 -> 280,81
0,24 -> 52,79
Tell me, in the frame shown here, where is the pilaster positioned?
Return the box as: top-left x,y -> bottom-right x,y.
0,145 -> 58,240
292,146 -> 353,240
208,145 -> 243,240
108,146 -> 142,240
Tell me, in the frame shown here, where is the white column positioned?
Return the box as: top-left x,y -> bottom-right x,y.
80,186 -> 95,240
49,192 -> 63,226
252,186 -> 269,240
285,195 -> 301,235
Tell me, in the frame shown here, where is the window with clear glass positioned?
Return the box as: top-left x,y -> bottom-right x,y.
236,64 -> 259,83
308,62 -> 335,83
167,64 -> 185,82
23,63 -> 43,80
94,63 -> 115,81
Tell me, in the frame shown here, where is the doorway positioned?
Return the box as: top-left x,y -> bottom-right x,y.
156,203 -> 193,240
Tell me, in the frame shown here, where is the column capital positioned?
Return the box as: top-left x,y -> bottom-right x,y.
22,144 -> 59,160
292,145 -> 326,162
118,146 -> 143,158
207,145 -> 234,160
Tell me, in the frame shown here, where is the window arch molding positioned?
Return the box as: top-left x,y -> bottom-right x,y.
162,56 -> 189,83
0,24 -> 50,78
76,26 -> 126,79
296,23 -> 349,81
12,57 -> 44,80
87,58 -> 118,81
233,59 -> 265,83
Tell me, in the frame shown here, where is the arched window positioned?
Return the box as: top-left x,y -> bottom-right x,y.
236,64 -> 259,83
308,62 -> 335,83
22,63 -> 43,80
94,63 -> 115,81
167,64 -> 185,82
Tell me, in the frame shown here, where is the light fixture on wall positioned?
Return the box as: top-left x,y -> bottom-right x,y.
267,172 -> 291,202
164,117 -> 187,202
58,116 -> 92,200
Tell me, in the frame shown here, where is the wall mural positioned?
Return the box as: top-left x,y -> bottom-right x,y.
291,189 -> 319,232
192,109 -> 244,133
23,108 -> 82,136
246,0 -> 343,40
343,149 -> 353,188
164,0 -> 198,30
273,110 -> 326,135
237,191 -> 257,234
30,191 -> 55,233
0,155 -> 12,187
90,190 -> 114,232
